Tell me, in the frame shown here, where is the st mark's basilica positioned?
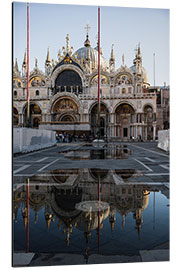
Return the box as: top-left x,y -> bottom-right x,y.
13,28 -> 169,141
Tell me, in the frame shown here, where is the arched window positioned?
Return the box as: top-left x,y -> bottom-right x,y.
36,90 -> 39,96
115,74 -> 132,86
122,88 -> 126,94
14,91 -> 17,97
55,70 -> 82,95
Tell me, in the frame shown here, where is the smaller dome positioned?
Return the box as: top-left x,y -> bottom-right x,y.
130,64 -> 136,74
130,65 -> 149,83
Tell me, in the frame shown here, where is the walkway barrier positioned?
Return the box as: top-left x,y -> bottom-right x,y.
158,129 -> 169,152
13,128 -> 56,154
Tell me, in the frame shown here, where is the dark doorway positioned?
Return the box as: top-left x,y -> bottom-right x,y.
100,117 -> 105,136
123,128 -> 128,137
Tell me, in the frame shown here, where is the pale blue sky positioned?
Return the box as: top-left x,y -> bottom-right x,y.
13,2 -> 169,86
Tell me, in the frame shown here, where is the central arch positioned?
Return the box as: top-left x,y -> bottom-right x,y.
51,97 -> 80,122
115,103 -> 135,139
54,70 -> 83,95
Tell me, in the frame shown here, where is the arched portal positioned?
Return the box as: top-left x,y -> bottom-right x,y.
115,103 -> 135,139
60,114 -> 74,122
90,103 -> 109,137
51,97 -> 79,122
54,70 -> 83,95
23,103 -> 42,128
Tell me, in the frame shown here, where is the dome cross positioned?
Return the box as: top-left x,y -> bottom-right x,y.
85,23 -> 90,35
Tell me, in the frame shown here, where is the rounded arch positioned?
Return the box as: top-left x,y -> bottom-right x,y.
29,75 -> 46,87
89,168 -> 109,181
143,103 -> 154,113
35,90 -> 40,96
59,113 -> 76,122
13,105 -> 19,114
54,69 -> 83,95
115,103 -> 135,114
89,101 -> 110,137
51,64 -> 85,89
113,101 -> 136,114
51,96 -> 80,114
89,101 -> 110,114
48,92 -> 83,114
13,77 -> 24,88
114,71 -> 134,87
23,102 -> 42,128
22,101 -> 43,115
143,104 -> 154,140
89,71 -> 110,87
50,96 -> 81,123
114,103 -> 136,139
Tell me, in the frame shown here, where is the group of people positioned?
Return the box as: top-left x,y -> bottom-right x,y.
56,132 -> 91,143
56,132 -> 72,143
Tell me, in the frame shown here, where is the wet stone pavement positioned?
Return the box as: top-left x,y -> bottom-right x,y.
13,142 -> 169,266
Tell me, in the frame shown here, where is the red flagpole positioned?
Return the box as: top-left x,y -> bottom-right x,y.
97,7 -> 101,251
98,7 -> 101,138
98,7 -> 100,103
27,2 -> 30,126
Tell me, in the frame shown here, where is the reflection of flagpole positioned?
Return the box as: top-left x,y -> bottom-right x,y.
153,191 -> 155,230
27,2 -> 30,127
98,174 -> 100,254
97,6 -> 101,139
26,178 -> 30,253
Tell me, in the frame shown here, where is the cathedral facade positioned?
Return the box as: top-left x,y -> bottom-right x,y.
13,31 -> 158,141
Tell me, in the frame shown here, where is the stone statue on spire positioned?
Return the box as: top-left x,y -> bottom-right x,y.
109,44 -> 115,72
45,47 -> 52,76
66,34 -> 70,52
22,49 -> 27,77
122,54 -> 125,66
35,57 -> 38,69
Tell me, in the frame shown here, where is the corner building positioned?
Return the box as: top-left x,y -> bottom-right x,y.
13,32 -> 157,141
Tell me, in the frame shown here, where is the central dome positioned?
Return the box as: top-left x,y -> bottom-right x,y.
73,36 -> 109,70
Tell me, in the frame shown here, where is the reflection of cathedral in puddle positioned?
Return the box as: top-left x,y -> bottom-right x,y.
64,144 -> 132,160
13,169 -> 155,255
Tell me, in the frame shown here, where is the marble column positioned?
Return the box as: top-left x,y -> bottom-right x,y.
135,125 -> 137,139
153,123 -> 157,141
145,126 -> 147,141
19,113 -> 23,126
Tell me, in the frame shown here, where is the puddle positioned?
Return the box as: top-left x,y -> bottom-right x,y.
13,168 -> 169,264
62,145 -> 132,160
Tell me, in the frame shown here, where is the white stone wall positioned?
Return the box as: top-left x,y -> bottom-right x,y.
13,127 -> 56,154
158,129 -> 169,152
